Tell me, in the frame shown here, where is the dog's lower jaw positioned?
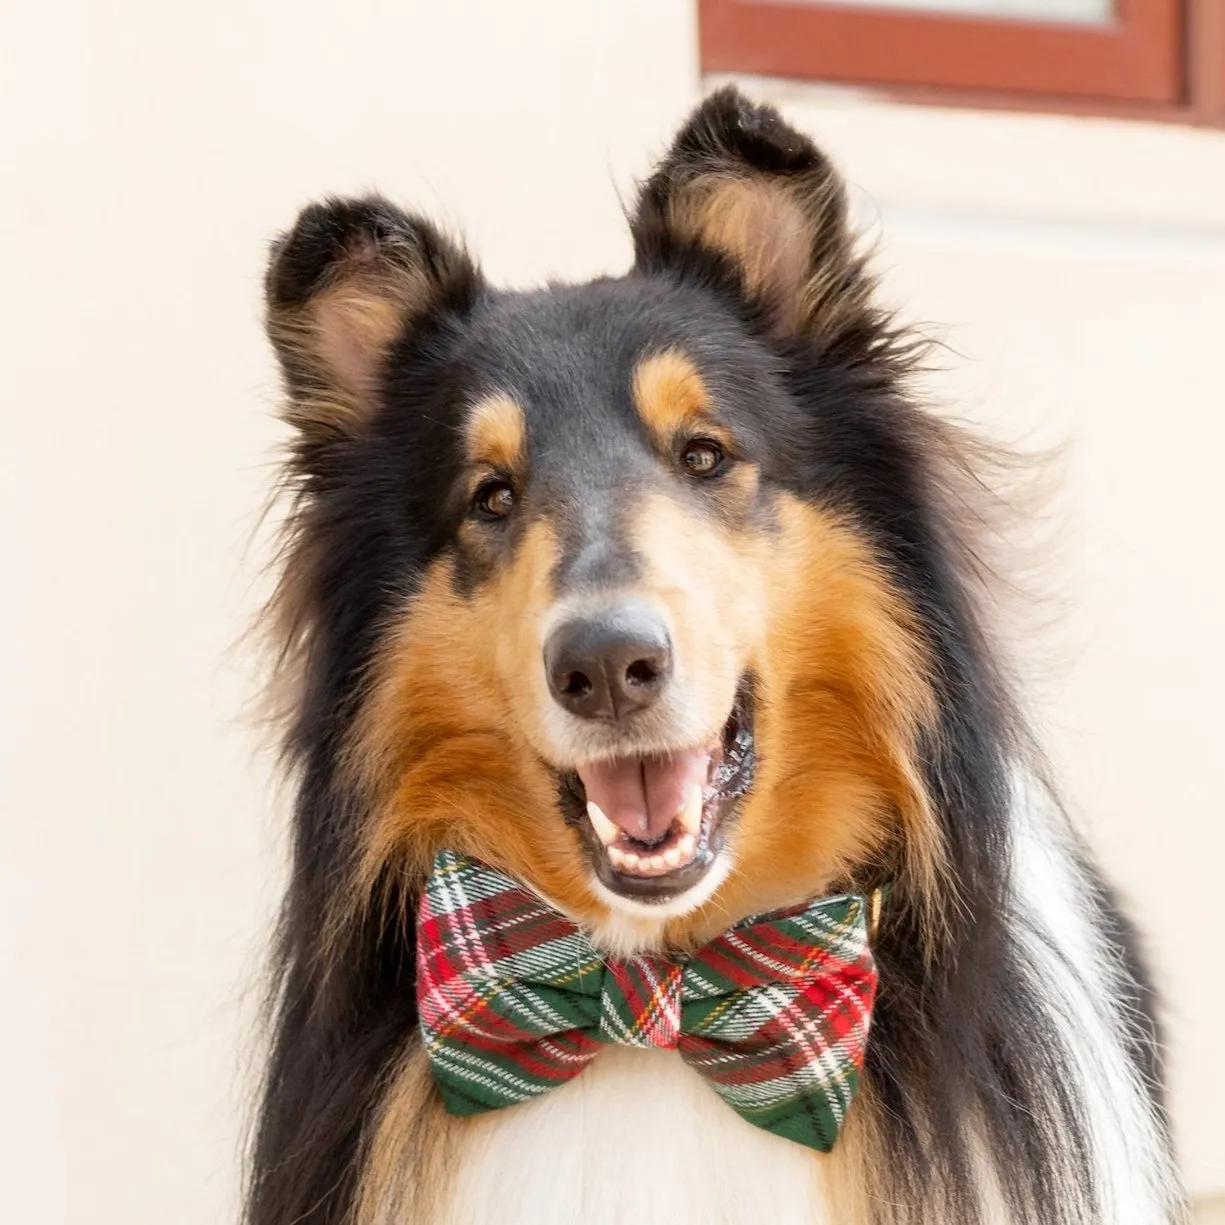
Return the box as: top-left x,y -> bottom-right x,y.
585,848 -> 735,956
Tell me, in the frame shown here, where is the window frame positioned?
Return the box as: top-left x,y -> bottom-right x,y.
1188,0 -> 1225,120
700,0 -> 1222,121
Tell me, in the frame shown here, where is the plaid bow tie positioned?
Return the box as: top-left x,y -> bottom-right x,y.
416,849 -> 877,1152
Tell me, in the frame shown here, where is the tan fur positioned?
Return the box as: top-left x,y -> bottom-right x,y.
711,497 -> 942,930
630,492 -> 942,949
632,349 -> 712,443
355,1044 -> 456,1225
816,1078 -> 884,1225
464,393 -> 527,473
345,520 -> 600,937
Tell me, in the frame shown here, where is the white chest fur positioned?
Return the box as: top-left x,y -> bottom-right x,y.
443,1046 -> 831,1225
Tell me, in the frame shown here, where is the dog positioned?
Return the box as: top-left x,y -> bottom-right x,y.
246,88 -> 1185,1225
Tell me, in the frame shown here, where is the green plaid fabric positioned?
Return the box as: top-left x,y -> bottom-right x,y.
417,849 -> 877,1152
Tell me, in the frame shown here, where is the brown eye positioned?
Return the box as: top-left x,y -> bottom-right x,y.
475,480 -> 515,520
681,439 -> 724,477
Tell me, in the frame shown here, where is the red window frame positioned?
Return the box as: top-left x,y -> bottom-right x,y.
1189,0 -> 1225,119
700,0 -> 1225,123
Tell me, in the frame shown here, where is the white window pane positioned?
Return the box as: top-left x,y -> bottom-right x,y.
767,0 -> 1115,24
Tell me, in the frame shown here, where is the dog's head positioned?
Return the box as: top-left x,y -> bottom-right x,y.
266,89 -> 947,952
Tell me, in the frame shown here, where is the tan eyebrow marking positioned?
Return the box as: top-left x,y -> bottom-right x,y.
632,349 -> 711,446
464,393 -> 527,470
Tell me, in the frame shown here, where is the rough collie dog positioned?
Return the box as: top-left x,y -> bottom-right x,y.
247,89 -> 1184,1225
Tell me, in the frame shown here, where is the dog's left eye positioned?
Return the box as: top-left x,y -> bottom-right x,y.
473,480 -> 516,520
680,439 -> 725,477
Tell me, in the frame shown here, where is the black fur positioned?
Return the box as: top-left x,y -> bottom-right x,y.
247,88 -> 1171,1225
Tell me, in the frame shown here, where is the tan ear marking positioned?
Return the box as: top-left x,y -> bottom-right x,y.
671,178 -> 814,335
309,277 -> 419,397
265,198 -> 480,438
273,257 -> 430,413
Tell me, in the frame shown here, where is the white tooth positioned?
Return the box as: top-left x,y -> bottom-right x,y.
677,833 -> 697,861
678,783 -> 703,836
607,845 -> 626,868
623,851 -> 641,871
649,855 -> 666,872
586,802 -> 620,847
663,846 -> 682,869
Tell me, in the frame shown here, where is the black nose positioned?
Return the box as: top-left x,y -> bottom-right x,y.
544,603 -> 673,722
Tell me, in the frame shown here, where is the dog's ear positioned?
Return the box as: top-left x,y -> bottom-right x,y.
631,88 -> 864,340
265,196 -> 481,438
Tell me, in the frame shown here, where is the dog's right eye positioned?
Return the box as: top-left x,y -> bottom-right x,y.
681,439 -> 725,477
473,480 -> 515,521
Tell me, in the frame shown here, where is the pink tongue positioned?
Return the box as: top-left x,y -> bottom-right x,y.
577,747 -> 710,844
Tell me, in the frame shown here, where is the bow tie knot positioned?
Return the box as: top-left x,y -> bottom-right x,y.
417,849 -> 877,1153
597,960 -> 683,1049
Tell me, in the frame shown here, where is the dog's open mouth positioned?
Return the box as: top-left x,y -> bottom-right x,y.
562,691 -> 756,902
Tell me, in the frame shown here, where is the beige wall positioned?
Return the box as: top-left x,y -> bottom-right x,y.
3,2 -> 1222,1222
